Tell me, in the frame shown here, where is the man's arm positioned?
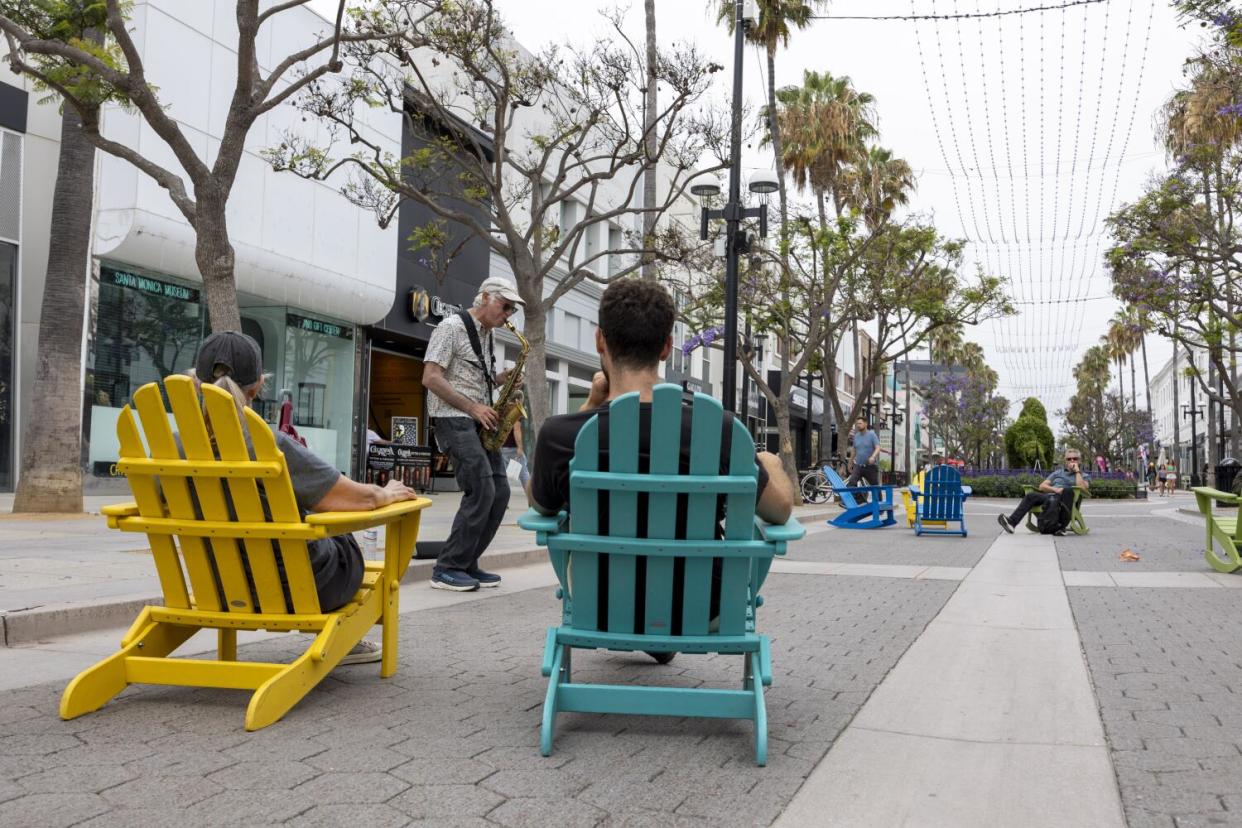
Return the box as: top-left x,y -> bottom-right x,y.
312,477 -> 416,512
756,452 -> 794,524
1038,475 -> 1060,494
422,362 -> 499,430
1076,470 -> 1090,492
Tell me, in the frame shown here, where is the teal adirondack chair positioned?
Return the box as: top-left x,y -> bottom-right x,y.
909,464 -> 972,536
518,385 -> 804,766
821,465 -> 897,529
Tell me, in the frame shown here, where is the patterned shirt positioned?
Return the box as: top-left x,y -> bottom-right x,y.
425,311 -> 495,418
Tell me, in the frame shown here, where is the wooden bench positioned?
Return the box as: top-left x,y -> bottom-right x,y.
821,465 -> 896,529
518,385 -> 804,765
1194,486 -> 1242,573
60,376 -> 430,730
909,464 -> 972,536
1022,485 -> 1089,535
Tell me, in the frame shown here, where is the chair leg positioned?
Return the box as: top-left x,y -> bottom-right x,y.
246,599 -> 379,731
1204,529 -> 1242,573
750,652 -> 768,767
381,577 -> 399,679
218,629 -> 237,661
60,620 -> 196,721
541,643 -> 567,757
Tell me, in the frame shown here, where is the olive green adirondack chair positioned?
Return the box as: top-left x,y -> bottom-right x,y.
1195,486 -> 1242,573
1022,485 -> 1089,535
518,385 -> 804,765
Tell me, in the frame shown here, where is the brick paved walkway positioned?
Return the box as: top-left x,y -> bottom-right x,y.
3,494 -> 1239,827
0,574 -> 954,827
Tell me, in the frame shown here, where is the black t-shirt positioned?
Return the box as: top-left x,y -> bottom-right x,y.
529,402 -> 769,531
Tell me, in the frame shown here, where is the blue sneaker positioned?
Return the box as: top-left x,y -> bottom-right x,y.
466,567 -> 502,588
430,568 -> 480,592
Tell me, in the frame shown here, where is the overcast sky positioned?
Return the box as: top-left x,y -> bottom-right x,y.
313,0 -> 1204,422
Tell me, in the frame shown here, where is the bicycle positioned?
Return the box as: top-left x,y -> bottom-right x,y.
799,464 -> 839,504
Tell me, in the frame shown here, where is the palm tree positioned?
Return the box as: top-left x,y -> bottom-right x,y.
775,69 -> 878,226
13,97 -> 97,512
641,0 -> 658,280
716,0 -> 825,229
1074,344 -> 1112,402
838,145 -> 916,233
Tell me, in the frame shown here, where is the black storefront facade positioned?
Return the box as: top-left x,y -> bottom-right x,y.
765,371 -> 828,471
354,113 -> 495,487
0,80 -> 24,491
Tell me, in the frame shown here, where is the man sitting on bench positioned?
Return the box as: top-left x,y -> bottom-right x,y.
997,450 -> 1090,535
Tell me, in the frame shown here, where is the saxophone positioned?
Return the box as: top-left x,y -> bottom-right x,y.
481,321 -> 528,452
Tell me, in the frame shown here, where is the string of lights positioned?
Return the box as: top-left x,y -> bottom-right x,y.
811,0 -> 1108,22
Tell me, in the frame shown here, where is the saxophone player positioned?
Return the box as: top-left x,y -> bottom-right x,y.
422,276 -> 525,592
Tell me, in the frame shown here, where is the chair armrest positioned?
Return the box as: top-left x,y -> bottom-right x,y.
961,486 -> 973,497
305,497 -> 431,535
840,484 -> 893,495
755,515 -> 805,549
518,509 -> 568,534
101,501 -> 140,518
908,485 -> 922,497
1193,487 -> 1239,511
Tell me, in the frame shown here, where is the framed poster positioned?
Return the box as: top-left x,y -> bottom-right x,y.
391,416 -> 419,445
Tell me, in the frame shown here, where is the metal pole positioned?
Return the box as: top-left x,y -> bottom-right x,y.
741,315 -> 752,431
721,0 -> 746,413
890,414 -> 897,482
1189,373 -> 1200,488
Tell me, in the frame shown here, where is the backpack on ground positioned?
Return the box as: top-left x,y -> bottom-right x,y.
1036,488 -> 1075,535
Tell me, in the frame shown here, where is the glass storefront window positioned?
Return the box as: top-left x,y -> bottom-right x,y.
85,263 -> 357,488
281,312 -> 355,472
0,241 -> 13,490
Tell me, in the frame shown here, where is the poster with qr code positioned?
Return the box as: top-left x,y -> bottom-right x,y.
391,416 -> 419,445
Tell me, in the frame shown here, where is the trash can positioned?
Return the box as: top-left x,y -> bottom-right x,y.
1217,458 -> 1241,506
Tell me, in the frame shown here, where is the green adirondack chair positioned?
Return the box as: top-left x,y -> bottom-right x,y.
1022,484 -> 1089,535
1194,486 -> 1242,572
518,385 -> 804,765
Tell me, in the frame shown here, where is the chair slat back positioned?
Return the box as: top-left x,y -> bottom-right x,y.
563,385 -> 761,638
822,466 -> 860,509
923,464 -> 964,521
120,377 -> 321,616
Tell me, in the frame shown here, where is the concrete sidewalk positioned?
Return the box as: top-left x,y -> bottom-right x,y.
0,493 -> 836,645
776,531 -> 1125,827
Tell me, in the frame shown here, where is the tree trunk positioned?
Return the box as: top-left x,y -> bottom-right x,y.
641,0 -> 658,280
194,191 -> 242,332
521,299 -> 551,436
766,47 -> 788,255
1140,334 -> 1152,419
13,105 -> 96,513
772,395 -> 799,495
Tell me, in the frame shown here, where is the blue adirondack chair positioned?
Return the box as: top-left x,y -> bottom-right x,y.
518,385 -> 804,766
909,464 -> 972,537
821,465 -> 897,529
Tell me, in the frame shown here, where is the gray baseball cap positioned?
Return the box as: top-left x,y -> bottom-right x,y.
478,276 -> 524,306
195,331 -> 263,387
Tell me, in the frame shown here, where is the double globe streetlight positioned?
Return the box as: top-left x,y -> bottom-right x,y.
691,170 -> 778,414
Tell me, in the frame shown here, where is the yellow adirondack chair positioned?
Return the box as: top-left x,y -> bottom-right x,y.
902,470 -> 946,530
60,376 -> 431,730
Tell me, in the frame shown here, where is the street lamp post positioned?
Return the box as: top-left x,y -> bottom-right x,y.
691,0 -> 774,413
883,402 -> 904,484
1182,375 -> 1203,488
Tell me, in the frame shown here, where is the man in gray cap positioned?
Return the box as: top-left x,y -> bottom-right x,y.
422,276 -> 525,591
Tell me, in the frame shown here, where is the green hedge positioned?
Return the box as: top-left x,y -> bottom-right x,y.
960,475 -> 1136,499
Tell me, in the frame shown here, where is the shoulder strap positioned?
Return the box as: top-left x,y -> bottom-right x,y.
457,310 -> 495,403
